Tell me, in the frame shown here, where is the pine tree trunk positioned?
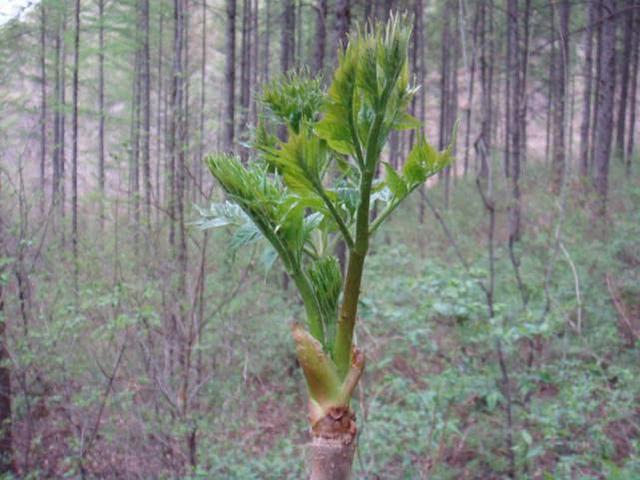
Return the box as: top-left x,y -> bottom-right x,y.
281,0 -> 295,72
156,8 -> 164,223
551,0 -> 569,194
335,0 -> 350,47
40,4 -> 47,216
224,0 -> 236,153
625,0 -> 639,172
98,0 -> 106,228
590,0 -> 603,169
518,0 -> 531,166
197,0 -> 207,197
462,1 -> 479,177
71,0 -> 80,284
579,0 -> 596,177
593,0 -> 617,217
262,0 -> 271,83
0,187 -> 14,474
477,0 -> 492,179
239,0 -> 251,162
507,0 -> 521,241
250,0 -> 259,127
313,0 -> 327,75
141,0 -> 152,225
614,0 -> 634,160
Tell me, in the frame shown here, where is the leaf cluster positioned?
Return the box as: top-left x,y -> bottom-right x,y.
202,14 -> 454,360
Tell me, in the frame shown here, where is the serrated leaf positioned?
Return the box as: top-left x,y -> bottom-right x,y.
229,222 -> 262,254
393,111 -> 421,130
403,135 -> 450,185
384,162 -> 407,198
260,246 -> 279,274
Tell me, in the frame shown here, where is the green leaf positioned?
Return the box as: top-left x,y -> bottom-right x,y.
260,70 -> 324,133
193,201 -> 248,230
229,222 -> 262,254
393,111 -> 421,131
307,256 -> 342,353
384,162 -> 407,198
403,135 -> 450,185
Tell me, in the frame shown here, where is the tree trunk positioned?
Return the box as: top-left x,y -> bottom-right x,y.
593,0 -> 617,217
40,4 -> 47,216
262,0 -> 271,83
98,0 -> 106,228
590,0 -> 603,169
614,0 -> 634,160
335,0 -> 350,48
250,0 -> 259,127
156,8 -> 164,223
0,181 -> 14,475
507,0 -> 521,241
518,0 -> 531,166
462,1 -> 479,177
239,0 -> 251,162
281,0 -> 295,72
197,0 -> 207,198
141,0 -> 152,225
551,0 -> 569,194
579,0 -> 596,177
625,0 -> 639,172
130,39 -> 141,237
477,0 -> 493,179
224,0 -> 236,153
71,0 -> 80,284
313,0 -> 328,75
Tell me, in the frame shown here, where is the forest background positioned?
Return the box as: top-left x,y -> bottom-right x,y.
0,0 -> 639,478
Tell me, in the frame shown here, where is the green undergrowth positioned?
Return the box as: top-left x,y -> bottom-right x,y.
3,162 -> 639,479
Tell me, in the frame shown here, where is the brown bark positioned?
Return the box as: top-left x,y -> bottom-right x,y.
281,0 -> 295,72
156,8 -> 164,223
614,0 -> 634,160
197,0 -> 207,197
463,1 -> 479,176
477,0 -> 493,179
579,0 -> 596,177
262,0 -> 271,83
250,0 -> 259,127
71,0 -> 80,283
141,0 -> 151,224
98,0 -> 106,227
239,0 -> 251,162
224,0 -> 236,153
507,0 -> 522,241
626,0 -> 639,172
335,0 -> 350,48
53,4 -> 68,231
312,0 -> 328,75
593,0 -> 617,217
590,0 -> 603,169
0,153 -> 14,476
551,0 -> 569,194
518,0 -> 531,165
39,4 -> 47,215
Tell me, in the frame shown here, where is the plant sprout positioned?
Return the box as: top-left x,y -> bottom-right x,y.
199,15 -> 453,479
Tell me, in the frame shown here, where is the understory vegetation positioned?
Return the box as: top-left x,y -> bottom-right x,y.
3,160 -> 639,479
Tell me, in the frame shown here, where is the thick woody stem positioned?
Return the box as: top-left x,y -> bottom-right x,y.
307,437 -> 356,480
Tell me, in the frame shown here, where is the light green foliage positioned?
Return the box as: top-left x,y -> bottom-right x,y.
260,72 -> 324,133
201,16 -> 452,382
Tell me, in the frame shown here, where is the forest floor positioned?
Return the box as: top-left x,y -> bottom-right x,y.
6,161 -> 640,479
